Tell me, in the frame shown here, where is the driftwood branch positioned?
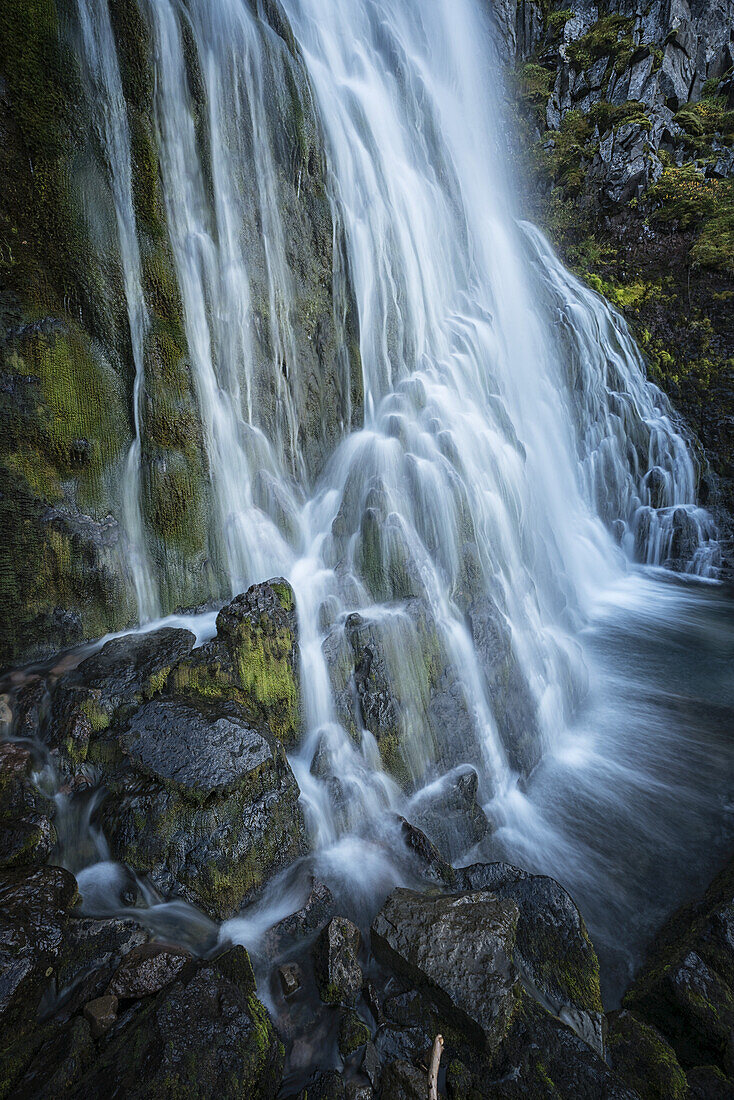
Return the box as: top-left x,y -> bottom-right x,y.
428,1033 -> 444,1100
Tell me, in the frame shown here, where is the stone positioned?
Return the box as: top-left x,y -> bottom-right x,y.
83,994 -> 118,1039
361,1041 -> 381,1089
409,767 -> 489,863
278,962 -> 302,997
56,916 -> 151,996
607,1010 -> 688,1099
264,879 -> 335,956
398,817 -> 455,886
0,865 -> 78,1029
314,916 -> 363,1006
0,741 -> 56,871
686,1065 -> 734,1099
380,1059 -> 426,1100
99,695 -> 308,920
345,1084 -> 373,1100
107,942 -> 192,999
291,1070 -> 346,1100
456,862 -> 604,1053
371,888 -> 520,1050
338,1008 -> 371,1056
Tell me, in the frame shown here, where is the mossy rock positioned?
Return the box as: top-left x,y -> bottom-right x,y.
607,1010 -> 688,1099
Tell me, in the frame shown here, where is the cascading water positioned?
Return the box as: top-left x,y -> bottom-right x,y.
74,0 -> 160,621
39,0 -> 732,1008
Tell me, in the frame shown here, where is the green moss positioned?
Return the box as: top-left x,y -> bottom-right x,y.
338,1010 -> 371,1057
566,14 -> 635,72
608,1011 -> 688,1099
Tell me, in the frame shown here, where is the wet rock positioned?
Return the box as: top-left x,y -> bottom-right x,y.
686,1064 -> 734,1099
57,915 -> 151,997
99,695 -> 307,920
0,865 -> 78,1029
15,945 -> 283,1099
371,888 -> 520,1050
623,855 -> 734,1076
345,1083 -> 373,1100
50,627 -> 196,763
485,993 -> 639,1099
264,879 -> 335,955
214,579 -> 301,746
457,862 -> 604,1053
375,1024 -> 431,1066
380,1059 -> 426,1100
607,1009 -> 688,1099
314,916 -> 363,1006
398,816 -> 456,886
289,1070 -> 346,1100
338,1008 -> 371,1056
0,741 -> 56,871
107,942 -> 193,999
409,767 -> 489,863
83,993 -> 118,1038
361,1041 -> 382,1089
278,962 -> 302,997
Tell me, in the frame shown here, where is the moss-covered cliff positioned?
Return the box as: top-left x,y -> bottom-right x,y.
500,0 -> 734,553
0,0 -> 362,670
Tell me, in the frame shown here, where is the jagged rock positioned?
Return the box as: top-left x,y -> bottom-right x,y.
361,1041 -> 382,1089
409,767 -> 489,862
264,880 -> 335,956
345,1083 -> 373,1100
623,854 -> 734,1077
607,1009 -> 688,1099
456,862 -> 604,1054
371,888 -> 520,1050
686,1064 -> 734,1099
380,1060 -> 426,1100
82,994 -> 118,1039
398,816 -> 456,886
57,916 -> 151,996
0,865 -> 78,1029
278,962 -> 302,997
11,945 -> 283,1100
49,627 -> 196,765
0,741 -> 56,870
99,696 -> 308,920
314,916 -> 363,1006
338,1008 -> 372,1056
107,942 -> 192,999
289,1070 -> 346,1100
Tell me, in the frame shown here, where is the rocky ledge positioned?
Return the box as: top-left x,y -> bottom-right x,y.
2,578 -> 734,1097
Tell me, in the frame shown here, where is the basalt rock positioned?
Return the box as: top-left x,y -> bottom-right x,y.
622,854 -> 734,1079
314,916 -> 363,1006
0,741 -> 56,870
607,1009 -> 688,1100
107,942 -> 193,999
409,766 -> 490,863
371,888 -> 521,1051
456,862 -> 604,1054
99,695 -> 308,920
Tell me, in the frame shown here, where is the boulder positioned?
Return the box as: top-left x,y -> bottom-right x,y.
409,767 -> 489,863
371,888 -> 520,1050
338,1008 -> 372,1056
607,1009 -> 688,1099
11,945 -> 284,1100
99,696 -> 308,920
622,855 -> 734,1076
0,741 -> 56,871
456,863 -> 603,1053
82,994 -> 118,1039
314,916 -> 363,1006
264,879 -> 335,956
0,865 -> 78,1030
398,817 -> 456,886
380,1059 -> 427,1100
50,627 -> 196,764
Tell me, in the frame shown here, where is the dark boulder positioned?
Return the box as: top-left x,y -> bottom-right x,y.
371,888 -> 520,1050
338,1008 -> 372,1057
0,741 -> 56,870
457,862 -> 604,1053
264,879 -> 335,956
409,767 -> 489,863
0,864 -> 78,1030
314,916 -> 363,1006
607,1009 -> 688,1100
99,695 -> 307,920
49,628 -> 196,764
107,942 -> 193,999
398,816 -> 456,886
380,1059 -> 427,1100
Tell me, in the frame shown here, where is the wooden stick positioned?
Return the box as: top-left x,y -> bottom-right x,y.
428,1033 -> 444,1100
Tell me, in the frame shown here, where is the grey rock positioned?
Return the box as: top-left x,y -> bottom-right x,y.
371,888 -> 520,1050
409,766 -> 489,863
264,880 -> 335,956
107,942 -> 193,999
380,1060 -> 426,1100
278,962 -> 302,997
314,916 -> 362,1006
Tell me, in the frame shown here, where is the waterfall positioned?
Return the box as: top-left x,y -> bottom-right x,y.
75,0 -> 719,863
75,0 -> 160,621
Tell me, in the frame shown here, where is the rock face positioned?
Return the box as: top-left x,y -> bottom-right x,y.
372,888 -> 521,1050
0,741 -> 56,870
619,854 -> 734,1090
99,695 -> 307,920
314,916 -> 363,1006
409,767 -> 490,863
